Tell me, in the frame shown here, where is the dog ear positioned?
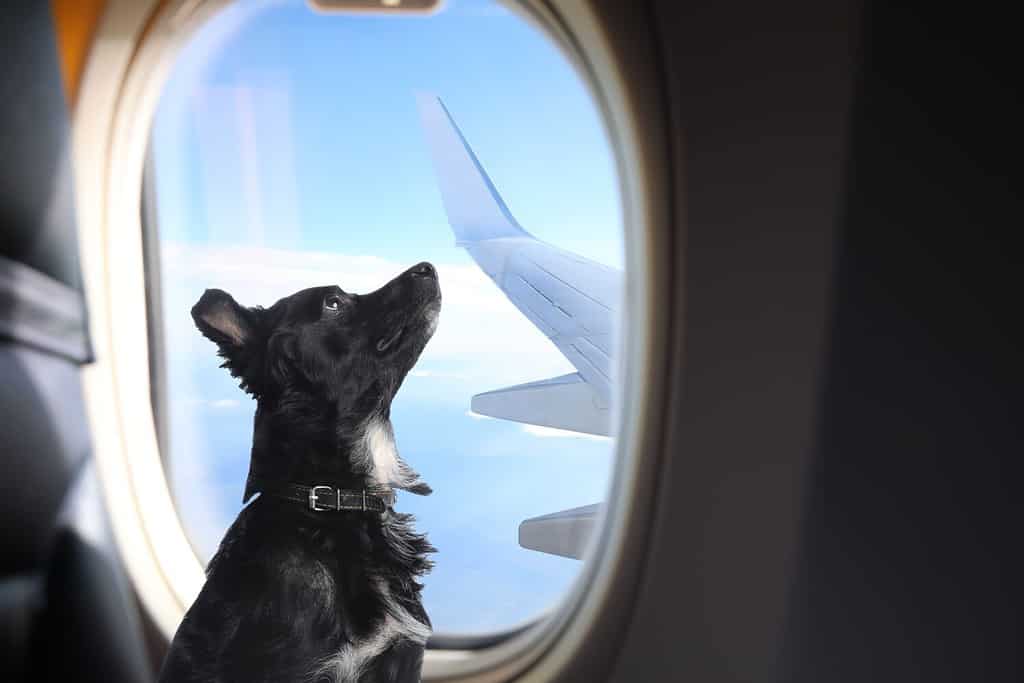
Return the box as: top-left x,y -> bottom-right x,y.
192,288 -> 262,385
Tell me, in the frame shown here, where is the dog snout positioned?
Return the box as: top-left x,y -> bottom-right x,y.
410,262 -> 436,279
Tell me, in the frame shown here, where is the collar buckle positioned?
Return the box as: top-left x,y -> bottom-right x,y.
308,485 -> 337,512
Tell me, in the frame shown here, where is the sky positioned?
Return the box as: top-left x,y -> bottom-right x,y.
151,0 -> 623,634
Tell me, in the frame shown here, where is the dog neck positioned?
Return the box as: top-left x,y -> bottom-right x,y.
244,398 -> 429,501
349,415 -> 429,493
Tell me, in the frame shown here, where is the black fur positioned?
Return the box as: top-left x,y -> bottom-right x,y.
158,262 -> 441,682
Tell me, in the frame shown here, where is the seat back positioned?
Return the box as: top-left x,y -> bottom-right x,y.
0,4 -> 152,681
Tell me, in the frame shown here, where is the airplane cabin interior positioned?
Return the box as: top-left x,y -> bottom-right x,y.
1,1 -> 1019,681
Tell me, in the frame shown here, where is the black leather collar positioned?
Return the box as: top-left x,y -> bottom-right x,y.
260,482 -> 396,514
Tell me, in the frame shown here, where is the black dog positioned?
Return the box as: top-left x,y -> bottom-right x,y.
158,262 -> 441,682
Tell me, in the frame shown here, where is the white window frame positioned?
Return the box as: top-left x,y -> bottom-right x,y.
71,1 -> 669,679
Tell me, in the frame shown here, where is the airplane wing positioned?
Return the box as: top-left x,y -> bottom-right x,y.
416,93 -> 621,437
518,504 -> 603,559
472,373 -> 607,437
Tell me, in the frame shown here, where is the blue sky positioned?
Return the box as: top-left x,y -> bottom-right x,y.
152,0 -> 622,634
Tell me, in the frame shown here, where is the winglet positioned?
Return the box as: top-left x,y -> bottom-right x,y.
416,93 -> 530,244
471,373 -> 611,437
519,503 -> 602,559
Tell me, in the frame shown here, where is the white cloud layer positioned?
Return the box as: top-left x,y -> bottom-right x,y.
521,424 -> 610,441
160,243 -> 574,386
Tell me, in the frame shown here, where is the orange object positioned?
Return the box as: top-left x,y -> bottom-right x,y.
50,0 -> 107,105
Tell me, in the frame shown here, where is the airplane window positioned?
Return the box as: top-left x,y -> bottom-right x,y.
148,0 -> 623,636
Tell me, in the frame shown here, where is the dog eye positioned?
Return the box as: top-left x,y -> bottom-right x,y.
323,295 -> 344,312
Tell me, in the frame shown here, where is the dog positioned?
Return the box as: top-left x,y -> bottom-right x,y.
158,261 -> 441,683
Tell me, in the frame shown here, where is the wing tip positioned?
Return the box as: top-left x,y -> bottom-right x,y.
415,92 -> 531,244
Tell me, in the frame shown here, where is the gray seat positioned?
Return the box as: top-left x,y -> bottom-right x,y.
0,3 -> 152,681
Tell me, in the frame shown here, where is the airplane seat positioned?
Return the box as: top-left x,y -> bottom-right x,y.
1,4 -> 153,682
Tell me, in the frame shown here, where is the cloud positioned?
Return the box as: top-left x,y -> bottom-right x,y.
181,397 -> 245,409
210,399 -> 241,409
521,424 -> 610,441
409,369 -> 468,379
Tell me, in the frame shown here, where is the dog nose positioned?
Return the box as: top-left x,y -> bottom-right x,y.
411,262 -> 436,278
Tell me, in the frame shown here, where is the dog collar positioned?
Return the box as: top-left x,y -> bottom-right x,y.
262,482 -> 396,513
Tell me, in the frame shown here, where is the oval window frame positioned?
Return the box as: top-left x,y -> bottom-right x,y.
72,0 -> 672,679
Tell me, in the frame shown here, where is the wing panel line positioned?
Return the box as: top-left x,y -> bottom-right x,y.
527,257 -> 614,312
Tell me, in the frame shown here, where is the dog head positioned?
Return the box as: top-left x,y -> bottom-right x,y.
191,262 -> 440,500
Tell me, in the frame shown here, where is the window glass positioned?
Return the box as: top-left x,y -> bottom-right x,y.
151,0 -> 623,634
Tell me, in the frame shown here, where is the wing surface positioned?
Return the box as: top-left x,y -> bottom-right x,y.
417,94 -> 622,434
